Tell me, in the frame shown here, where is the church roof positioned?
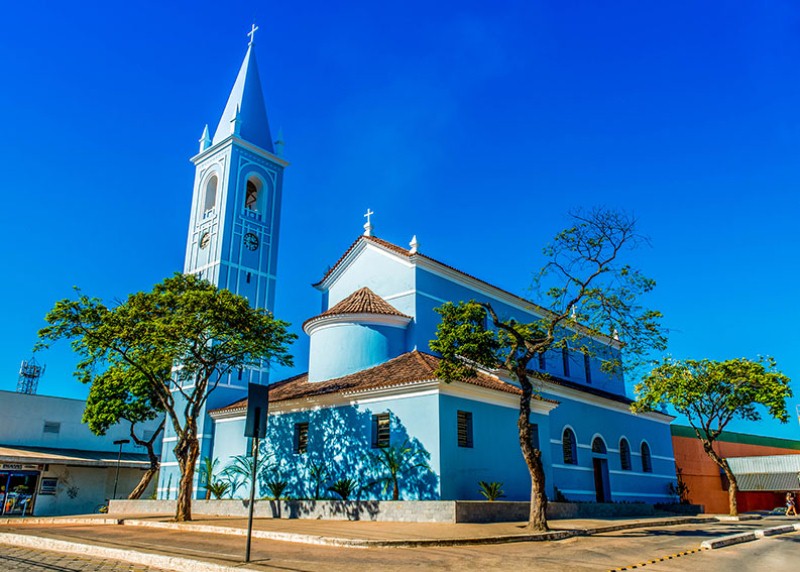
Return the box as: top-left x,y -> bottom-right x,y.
314,235 -> 546,315
212,43 -> 273,152
313,235 -> 621,349
303,287 -> 411,330
210,351 -> 536,416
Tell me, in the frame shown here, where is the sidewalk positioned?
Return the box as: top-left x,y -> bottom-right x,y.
0,513 -> 720,547
1,513 -> 796,572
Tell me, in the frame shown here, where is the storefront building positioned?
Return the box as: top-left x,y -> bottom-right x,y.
0,390 -> 162,516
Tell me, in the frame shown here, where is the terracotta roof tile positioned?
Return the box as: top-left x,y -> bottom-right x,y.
304,287 -> 410,331
210,351 -> 526,415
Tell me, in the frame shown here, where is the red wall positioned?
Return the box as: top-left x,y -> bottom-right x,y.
672,435 -> 797,514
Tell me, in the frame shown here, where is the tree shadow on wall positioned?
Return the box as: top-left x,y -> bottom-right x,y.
254,405 -> 439,519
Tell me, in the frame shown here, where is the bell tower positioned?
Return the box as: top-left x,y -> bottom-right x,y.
159,27 -> 287,500
185,25 -> 287,393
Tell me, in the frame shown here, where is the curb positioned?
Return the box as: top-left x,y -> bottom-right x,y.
122,517 -> 718,548
700,523 -> 800,550
0,517 -> 120,526
0,532 -> 257,572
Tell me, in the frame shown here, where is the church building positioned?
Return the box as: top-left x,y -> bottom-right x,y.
158,30 -> 677,505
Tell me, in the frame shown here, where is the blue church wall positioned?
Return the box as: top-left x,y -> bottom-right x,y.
544,392 -> 676,503
210,393 -> 441,501
307,322 -> 407,382
413,266 -> 622,394
437,394 -> 552,501
326,247 -> 415,316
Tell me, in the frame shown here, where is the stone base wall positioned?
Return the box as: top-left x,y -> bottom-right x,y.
109,499 -> 703,523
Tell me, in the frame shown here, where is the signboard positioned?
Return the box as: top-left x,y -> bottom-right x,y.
1,464 -> 41,472
244,383 -> 269,439
39,477 -> 58,495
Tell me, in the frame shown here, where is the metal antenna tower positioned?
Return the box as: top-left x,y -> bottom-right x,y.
17,356 -> 45,395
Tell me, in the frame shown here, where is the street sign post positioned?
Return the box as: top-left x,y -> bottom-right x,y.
244,383 -> 269,563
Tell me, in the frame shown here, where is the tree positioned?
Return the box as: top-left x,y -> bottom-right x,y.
82,368 -> 165,500
36,273 -> 296,522
632,357 -> 791,516
429,208 -> 666,531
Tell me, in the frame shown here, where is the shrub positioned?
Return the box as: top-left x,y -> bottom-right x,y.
478,481 -> 505,501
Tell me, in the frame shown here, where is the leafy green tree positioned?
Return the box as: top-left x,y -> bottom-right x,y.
81,367 -> 164,499
36,273 -> 295,522
430,209 -> 666,531
633,357 -> 791,516
370,440 -> 430,501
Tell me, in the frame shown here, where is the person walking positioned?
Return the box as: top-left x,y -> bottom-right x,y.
786,492 -> 797,517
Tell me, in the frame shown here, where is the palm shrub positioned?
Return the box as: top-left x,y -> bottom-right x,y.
207,481 -> 230,500
370,440 -> 430,501
328,478 -> 358,501
478,481 -> 505,501
308,461 -> 329,500
198,457 -> 219,500
222,453 -> 273,497
266,479 -> 289,500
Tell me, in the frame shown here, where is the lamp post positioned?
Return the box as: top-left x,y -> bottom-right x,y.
112,439 -> 130,501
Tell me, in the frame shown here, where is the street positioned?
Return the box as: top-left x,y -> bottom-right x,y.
0,518 -> 798,571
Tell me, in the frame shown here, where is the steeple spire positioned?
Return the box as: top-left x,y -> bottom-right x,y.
212,30 -> 273,152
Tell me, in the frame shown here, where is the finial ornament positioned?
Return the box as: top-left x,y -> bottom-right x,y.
363,209 -> 374,237
247,23 -> 259,46
409,235 -> 419,254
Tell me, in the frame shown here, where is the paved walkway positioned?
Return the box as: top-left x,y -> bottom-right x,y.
0,516 -> 794,572
0,544 -> 170,572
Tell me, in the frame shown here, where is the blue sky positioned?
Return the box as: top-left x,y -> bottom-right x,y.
1,1 -> 798,438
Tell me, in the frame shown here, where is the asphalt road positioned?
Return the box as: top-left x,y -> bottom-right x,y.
0,518 -> 797,571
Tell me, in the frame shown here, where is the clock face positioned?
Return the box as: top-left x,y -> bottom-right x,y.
199,232 -> 211,250
243,232 -> 259,251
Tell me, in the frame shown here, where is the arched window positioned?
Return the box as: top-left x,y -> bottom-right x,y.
591,436 -> 606,454
562,428 -> 577,465
641,441 -> 653,473
204,176 -> 217,212
619,438 -> 632,471
245,177 -> 261,211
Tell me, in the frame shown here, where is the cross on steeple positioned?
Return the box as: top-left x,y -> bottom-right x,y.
363,209 -> 375,237
247,23 -> 259,46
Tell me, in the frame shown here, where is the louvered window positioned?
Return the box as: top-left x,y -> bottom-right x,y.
619,438 -> 632,471
294,422 -> 309,454
584,353 -> 592,384
641,442 -> 653,473
457,411 -> 473,448
562,428 -> 577,465
43,421 -> 60,434
562,347 -> 570,377
530,423 -> 540,450
592,436 -> 607,454
372,413 -> 391,448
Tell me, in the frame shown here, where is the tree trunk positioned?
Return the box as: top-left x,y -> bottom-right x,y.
723,463 -> 739,516
127,419 -> 164,500
174,433 -> 200,522
392,477 -> 399,501
517,369 -> 548,531
701,438 -> 738,517
129,468 -> 157,500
